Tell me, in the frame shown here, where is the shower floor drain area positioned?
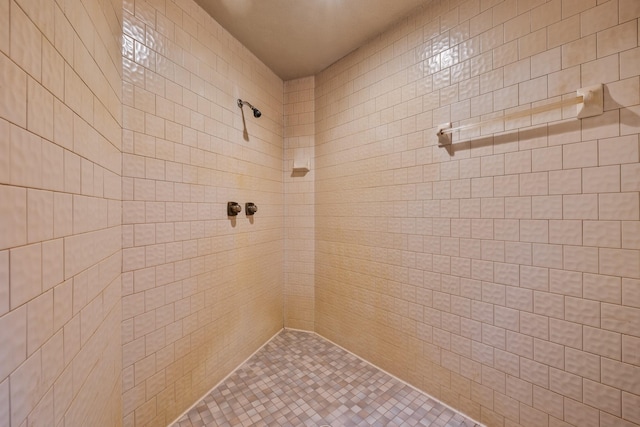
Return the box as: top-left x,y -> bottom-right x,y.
172,330 -> 480,427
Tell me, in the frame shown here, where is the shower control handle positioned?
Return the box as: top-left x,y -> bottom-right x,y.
245,202 -> 258,215
227,202 -> 242,216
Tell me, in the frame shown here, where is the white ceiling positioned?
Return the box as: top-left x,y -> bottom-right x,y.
195,0 -> 428,81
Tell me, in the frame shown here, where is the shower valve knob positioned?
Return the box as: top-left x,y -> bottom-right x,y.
227,202 -> 242,216
245,202 -> 258,215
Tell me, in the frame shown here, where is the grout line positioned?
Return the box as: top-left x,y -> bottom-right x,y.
165,327 -> 284,427
288,328 -> 488,427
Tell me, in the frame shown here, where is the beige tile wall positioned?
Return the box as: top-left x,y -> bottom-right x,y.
314,1 -> 640,426
284,77 -> 315,330
121,0 -> 284,424
3,0 -> 640,426
0,0 -> 124,425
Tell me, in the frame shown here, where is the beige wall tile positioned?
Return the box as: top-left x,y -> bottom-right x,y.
602,357 -> 640,394
0,0 -> 638,425
563,396 -> 599,427
597,21 -> 638,58
581,0 -> 619,36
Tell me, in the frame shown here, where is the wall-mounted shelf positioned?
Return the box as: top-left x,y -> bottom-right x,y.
292,159 -> 310,173
437,84 -> 604,147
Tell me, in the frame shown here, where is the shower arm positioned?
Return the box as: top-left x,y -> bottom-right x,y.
237,99 -> 262,118
237,99 -> 255,109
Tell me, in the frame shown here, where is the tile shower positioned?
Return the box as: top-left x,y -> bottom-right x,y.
0,1 -> 639,427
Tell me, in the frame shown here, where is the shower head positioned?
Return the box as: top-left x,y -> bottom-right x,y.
237,99 -> 262,118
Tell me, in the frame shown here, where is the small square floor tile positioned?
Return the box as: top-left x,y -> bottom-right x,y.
171,330 -> 481,427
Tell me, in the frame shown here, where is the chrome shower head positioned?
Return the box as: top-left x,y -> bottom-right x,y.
237,99 -> 262,118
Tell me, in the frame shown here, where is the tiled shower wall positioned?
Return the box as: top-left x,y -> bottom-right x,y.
120,0 -> 284,424
315,0 -> 640,426
284,77 -> 315,330
0,0 -> 124,425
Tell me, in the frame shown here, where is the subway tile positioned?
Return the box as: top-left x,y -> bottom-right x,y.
529,185 -> 560,213
531,0 -> 561,30
520,172 -> 549,196
620,47 -> 640,79
10,3 -> 42,80
622,392 -> 640,425
533,386 -> 564,420
601,357 -> 640,394
534,289 -> 564,317
494,390 -> 520,422
518,28 -> 547,59
564,34 -> 597,69
622,278 -> 640,308
619,0 -> 640,22
0,119 -> 8,184
520,402 -> 549,427
600,248 -> 640,278
597,20 -> 637,58
563,194 -> 598,219
532,146 -> 562,172
565,295 -> 600,326
548,169 -> 581,195
0,305 -> 27,380
584,220 -> 621,248
53,192 -> 72,238
3,0 -> 640,425
506,374 -> 533,405
581,54 -> 620,87
563,140 -> 597,168
27,189 -> 54,243
0,377 -> 6,427
583,325 -> 622,360
602,303 -> 640,337
505,241 -> 532,264
534,338 -> 565,369
494,349 -> 520,376
620,105 -> 640,137
599,135 -> 640,166
27,290 -> 53,355
583,165 -> 620,193
0,251 -> 7,317
9,347 -> 42,426
0,0 -> 7,54
53,280 -> 72,331
10,243 -> 42,309
605,77 -> 640,109
10,125 -> 42,188
0,185 -> 27,250
549,15 -> 581,50
563,396 -> 599,427
495,305 -> 520,332
599,193 -> 639,220
581,0 -> 619,36
519,76 -> 548,104
549,220 -> 582,245
520,311 -> 549,340
26,78 -> 54,140
548,66 -> 581,97
549,367 -> 582,401
41,141 -> 64,192
563,0 -> 597,18
42,39 -> 64,100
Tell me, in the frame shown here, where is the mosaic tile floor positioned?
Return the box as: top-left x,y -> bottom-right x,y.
172,330 -> 481,427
